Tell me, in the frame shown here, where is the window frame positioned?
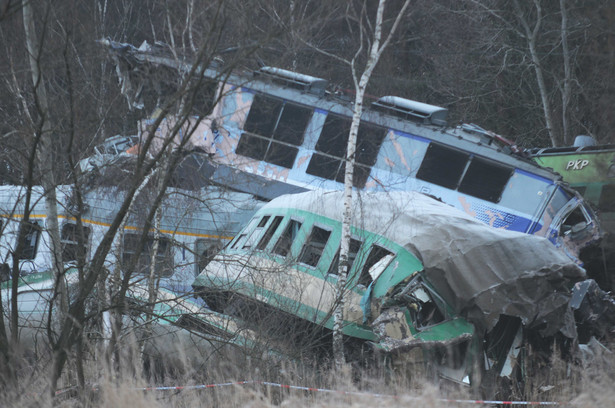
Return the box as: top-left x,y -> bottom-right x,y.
17,220 -> 41,260
327,237 -> 364,277
195,238 -> 223,276
60,222 -> 91,263
356,243 -> 396,287
236,94 -> 313,168
298,224 -> 333,268
306,114 -> 387,188
122,232 -> 175,278
242,215 -> 271,250
256,215 -> 284,251
417,142 -> 513,203
272,218 -> 303,258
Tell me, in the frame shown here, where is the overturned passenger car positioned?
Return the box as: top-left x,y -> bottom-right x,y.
194,190 -> 590,385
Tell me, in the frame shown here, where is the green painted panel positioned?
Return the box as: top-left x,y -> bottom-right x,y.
533,151 -> 615,184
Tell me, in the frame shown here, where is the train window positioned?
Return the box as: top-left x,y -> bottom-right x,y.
231,233 -> 247,249
299,226 -> 332,267
273,219 -> 302,257
458,157 -> 512,203
230,217 -> 259,249
61,223 -> 91,263
122,233 -> 174,277
357,245 -> 394,287
237,95 -> 312,168
560,206 -> 590,237
17,221 -> 41,260
417,143 -> 469,189
257,216 -> 284,250
242,215 -> 271,249
328,238 -> 363,276
598,184 -> 615,212
306,115 -> 386,188
195,239 -> 222,275
189,79 -> 218,117
546,189 -> 572,219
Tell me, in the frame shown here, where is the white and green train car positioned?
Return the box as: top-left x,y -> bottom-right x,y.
194,190 -> 584,384
0,184 -> 265,358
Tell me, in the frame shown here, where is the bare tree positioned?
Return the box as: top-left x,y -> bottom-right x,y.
0,0 -> 281,396
285,0 -> 412,368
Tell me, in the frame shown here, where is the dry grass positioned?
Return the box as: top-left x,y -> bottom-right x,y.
1,338 -> 614,407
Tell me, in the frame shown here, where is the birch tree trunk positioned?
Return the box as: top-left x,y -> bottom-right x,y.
332,0 -> 411,369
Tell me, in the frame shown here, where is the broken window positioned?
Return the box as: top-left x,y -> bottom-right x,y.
560,205 -> 591,238
236,94 -> 312,168
402,279 -> 445,329
195,239 -> 222,275
122,233 -> 174,278
61,223 -> 91,263
273,219 -> 302,257
417,143 -> 469,189
458,157 -> 512,203
257,215 -> 284,250
299,225 -> 332,267
599,184 -> 615,212
242,215 -> 271,250
328,238 -> 363,276
417,143 -> 513,203
17,221 -> 41,260
306,114 -> 386,188
357,244 -> 394,287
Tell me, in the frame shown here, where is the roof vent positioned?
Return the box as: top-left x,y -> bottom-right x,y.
372,96 -> 448,126
573,135 -> 596,148
254,67 -> 328,96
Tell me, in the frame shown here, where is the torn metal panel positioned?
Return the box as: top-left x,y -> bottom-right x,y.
78,135 -> 139,173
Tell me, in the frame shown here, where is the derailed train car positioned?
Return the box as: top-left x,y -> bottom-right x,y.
193,190 -> 589,385
102,40 -> 602,266
0,184 -> 265,358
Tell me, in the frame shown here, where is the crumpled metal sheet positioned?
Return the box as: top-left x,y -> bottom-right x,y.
278,190 -> 586,337
571,279 -> 615,339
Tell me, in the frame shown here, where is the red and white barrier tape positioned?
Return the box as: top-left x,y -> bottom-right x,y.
55,380 -> 562,405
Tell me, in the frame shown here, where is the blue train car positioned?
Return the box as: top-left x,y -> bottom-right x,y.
106,41 -> 601,261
